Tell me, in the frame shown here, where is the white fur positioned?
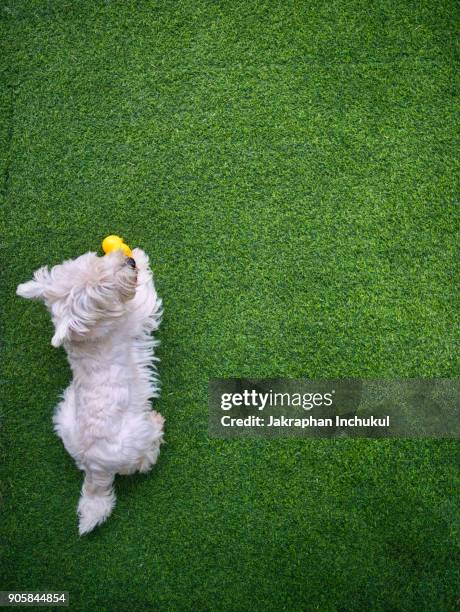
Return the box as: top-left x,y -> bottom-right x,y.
17,248 -> 164,535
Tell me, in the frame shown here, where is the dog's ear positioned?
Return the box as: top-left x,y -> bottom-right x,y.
16,266 -> 50,300
50,289 -> 93,348
16,280 -> 44,299
51,318 -> 71,348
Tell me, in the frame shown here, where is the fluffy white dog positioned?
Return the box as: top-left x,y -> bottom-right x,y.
17,247 -> 164,535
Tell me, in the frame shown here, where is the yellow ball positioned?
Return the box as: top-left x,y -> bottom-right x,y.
102,235 -> 123,253
119,242 -> 132,257
102,235 -> 132,257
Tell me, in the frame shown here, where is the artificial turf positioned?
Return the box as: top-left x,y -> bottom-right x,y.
1,0 -> 459,609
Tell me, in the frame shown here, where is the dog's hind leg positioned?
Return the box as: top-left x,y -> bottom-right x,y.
77,470 -> 116,535
53,385 -> 81,464
138,411 -> 165,473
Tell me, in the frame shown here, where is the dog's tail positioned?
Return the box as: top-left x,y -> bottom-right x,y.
77,471 -> 116,535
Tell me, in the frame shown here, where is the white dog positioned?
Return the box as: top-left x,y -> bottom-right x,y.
17,247 -> 164,535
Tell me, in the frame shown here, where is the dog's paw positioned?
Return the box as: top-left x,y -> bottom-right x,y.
131,248 -> 149,271
150,410 -> 165,430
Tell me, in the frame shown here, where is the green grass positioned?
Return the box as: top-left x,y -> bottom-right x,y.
1,1 -> 459,609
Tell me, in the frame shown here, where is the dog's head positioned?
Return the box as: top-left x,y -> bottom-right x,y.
17,249 -> 138,347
